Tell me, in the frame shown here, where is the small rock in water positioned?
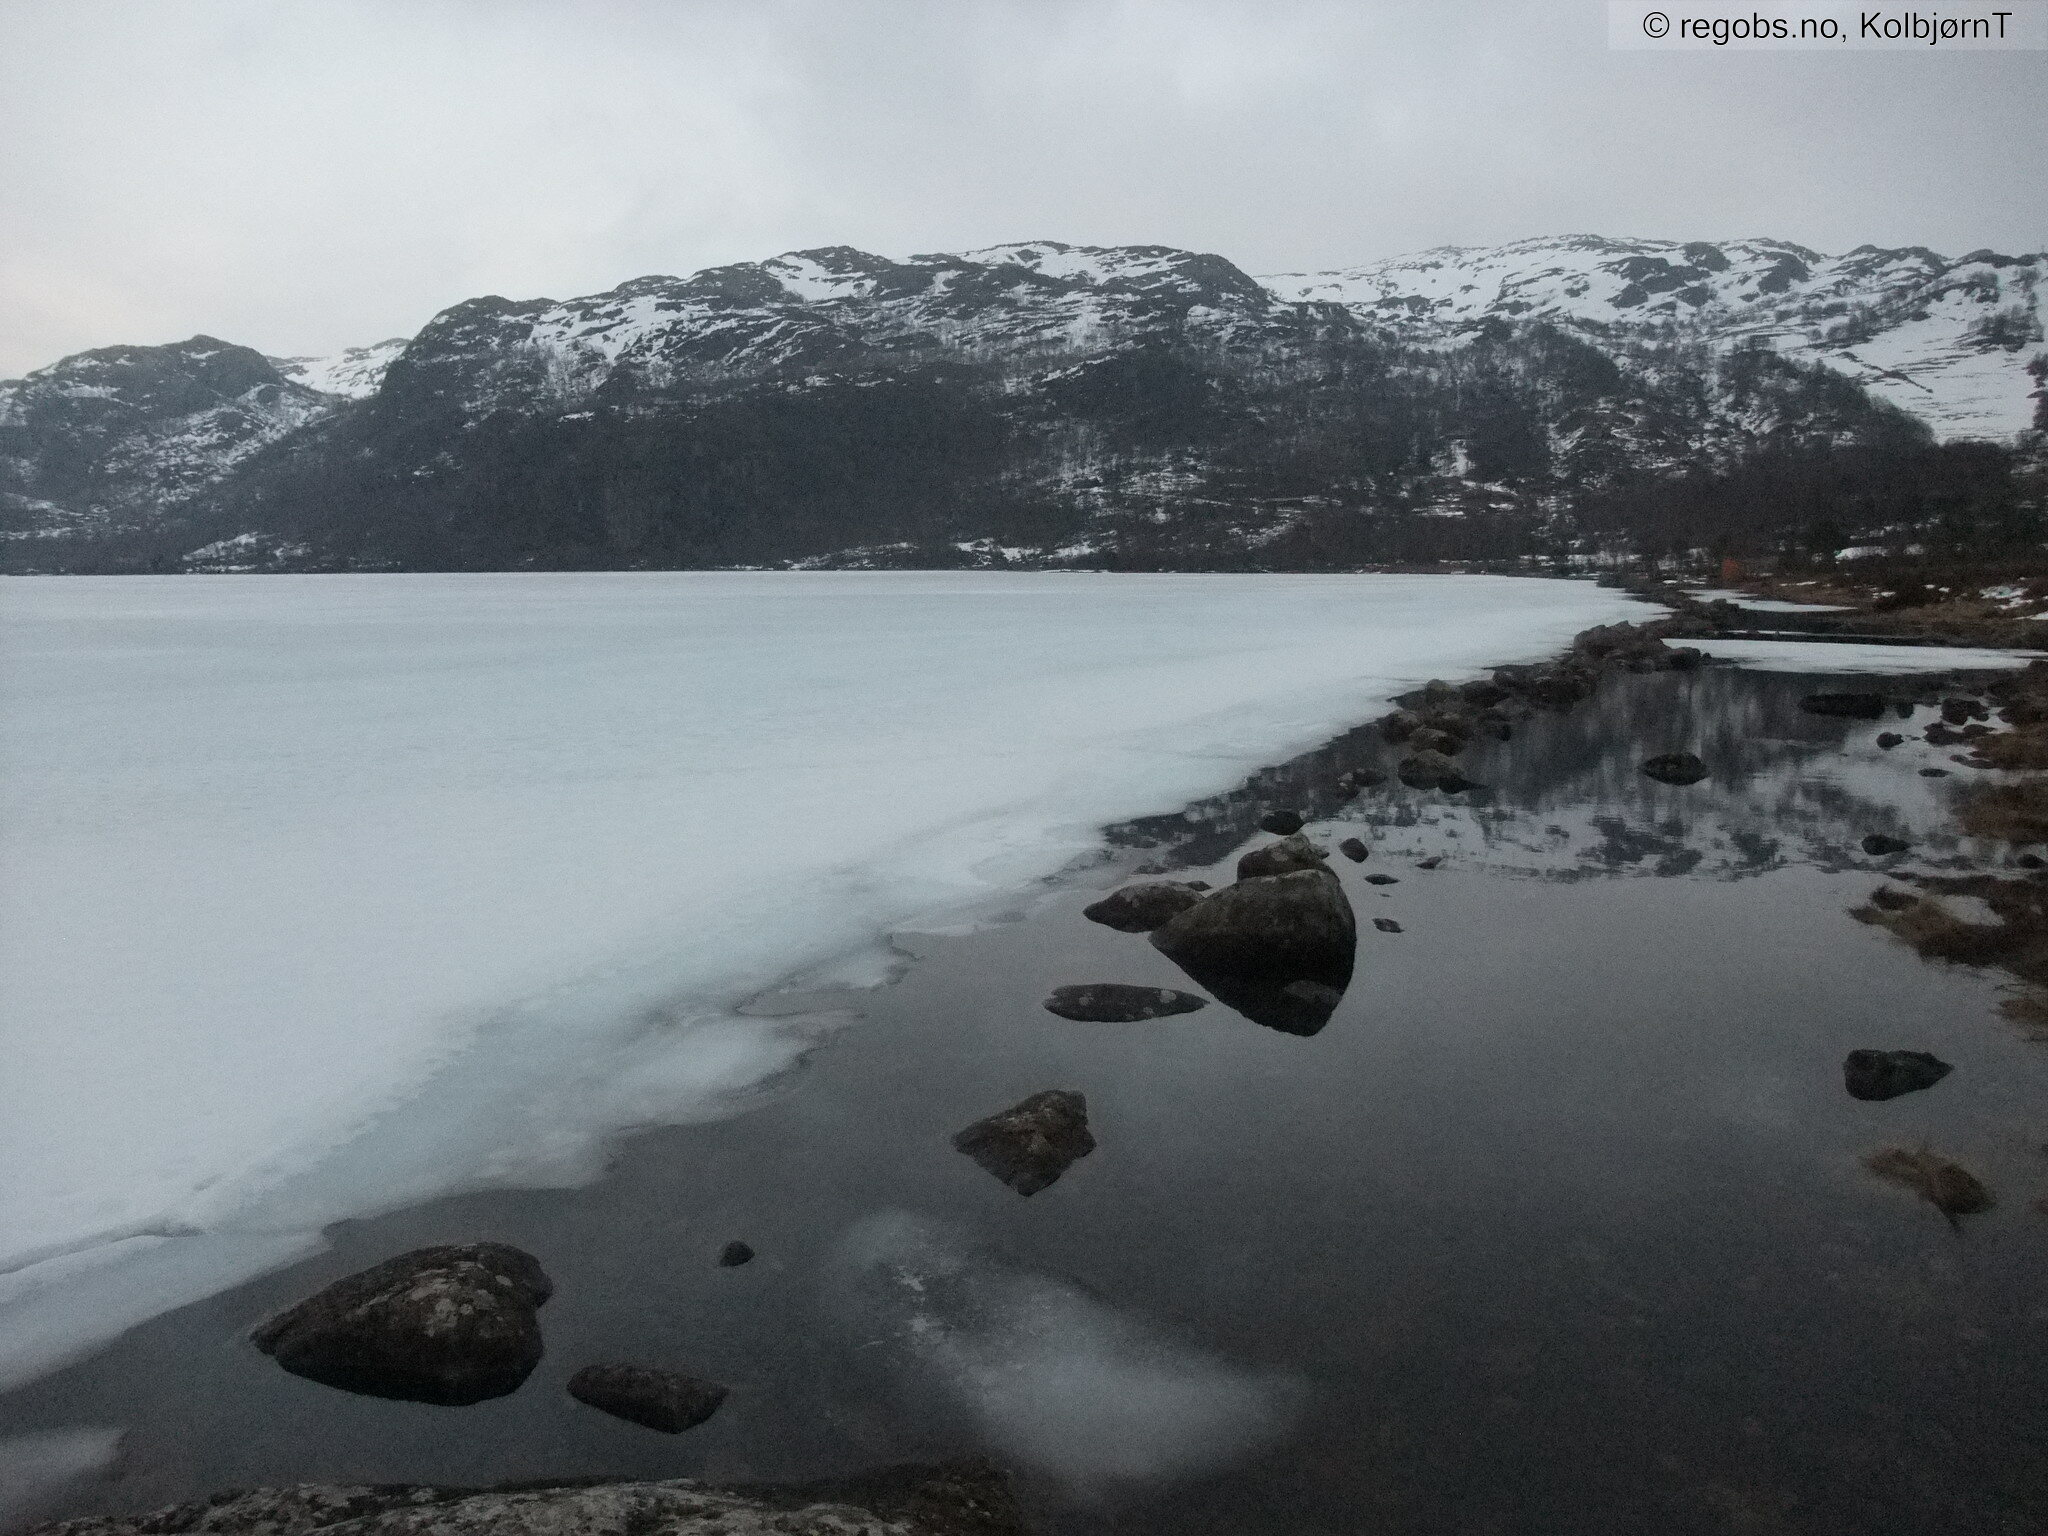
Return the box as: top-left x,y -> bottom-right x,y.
1415,855 -> 1444,870
718,1241 -> 755,1267
1640,752 -> 1709,786
1237,833 -> 1328,880
1863,1146 -> 1993,1218
1920,768 -> 1951,777
1877,732 -> 1906,749
1364,873 -> 1398,886
1338,837 -> 1369,862
1868,885 -> 1918,911
1259,809 -> 1306,835
1843,1049 -> 1953,1102
250,1243 -> 552,1406
2019,854 -> 2046,870
1802,693 -> 1888,719
1396,749 -> 1460,790
953,1090 -> 1096,1195
1862,833 -> 1912,857
1373,917 -> 1403,933
567,1363 -> 728,1434
1082,881 -> 1205,933
1941,697 -> 1989,724
1044,984 -> 1207,1022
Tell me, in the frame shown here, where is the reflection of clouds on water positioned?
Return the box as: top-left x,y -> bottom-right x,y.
0,1428 -> 122,1526
828,1211 -> 1299,1496
1111,668 -> 2015,883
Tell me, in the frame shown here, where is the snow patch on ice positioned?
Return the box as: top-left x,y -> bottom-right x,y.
831,1210 -> 1299,1493
1692,638 -> 2044,672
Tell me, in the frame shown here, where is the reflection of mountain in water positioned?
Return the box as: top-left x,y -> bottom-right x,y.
1107,668 -> 1988,882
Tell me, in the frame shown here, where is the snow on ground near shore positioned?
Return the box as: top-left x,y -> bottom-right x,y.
0,571 -> 1645,1387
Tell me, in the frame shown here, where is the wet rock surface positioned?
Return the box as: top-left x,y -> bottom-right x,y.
1148,867 -> 1357,1034
1843,1049 -> 1954,1101
566,1363 -> 729,1434
718,1241 -> 755,1267
249,1244 -> 551,1406
1081,880 -> 1205,933
1338,837 -> 1369,862
27,1461 -> 1026,1536
1258,809 -> 1305,835
951,1090 -> 1096,1195
1043,983 -> 1207,1022
1236,833 -> 1328,879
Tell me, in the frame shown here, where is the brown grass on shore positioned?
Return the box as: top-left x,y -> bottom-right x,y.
1956,778 -> 2048,843
1967,727 -> 2048,771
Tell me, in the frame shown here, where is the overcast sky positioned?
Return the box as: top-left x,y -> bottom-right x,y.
2,0 -> 2042,376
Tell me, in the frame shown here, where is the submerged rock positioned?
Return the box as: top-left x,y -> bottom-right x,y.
1415,855 -> 1444,870
1863,1146 -> 1993,1218
1372,918 -> 1403,934
567,1363 -> 728,1434
1862,834 -> 1912,857
1258,808 -> 1305,835
1149,867 -> 1356,1035
1802,693 -> 1888,719
1942,697 -> 1990,724
1237,833 -> 1327,879
1868,885 -> 1918,912
1640,752 -> 1708,786
1877,732 -> 1906,750
952,1090 -> 1096,1195
1043,984 -> 1207,1022
250,1243 -> 551,1406
1843,1049 -> 1953,1101
718,1241 -> 755,1267
1081,881 -> 1204,933
1364,873 -> 1399,886
1338,837 -> 1369,863
23,1460 -> 1027,1536
1396,749 -> 1460,789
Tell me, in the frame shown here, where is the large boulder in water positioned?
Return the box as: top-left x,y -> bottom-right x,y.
1081,881 -> 1204,933
1043,984 -> 1206,1022
1149,867 -> 1356,1035
250,1243 -> 551,1405
952,1090 -> 1095,1195
1236,833 -> 1327,879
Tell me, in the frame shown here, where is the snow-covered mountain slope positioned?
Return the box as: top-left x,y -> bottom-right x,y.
1263,235 -> 2047,441
372,241 -> 1287,419
269,337 -> 407,399
0,336 -> 335,544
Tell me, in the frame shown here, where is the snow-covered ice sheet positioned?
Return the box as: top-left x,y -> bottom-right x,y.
0,571 -> 1644,1387
1693,638 -> 2044,673
1683,589 -> 1856,612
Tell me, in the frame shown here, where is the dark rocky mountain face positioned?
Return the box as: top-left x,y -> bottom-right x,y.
4,239 -> 2039,574
0,336 -> 331,554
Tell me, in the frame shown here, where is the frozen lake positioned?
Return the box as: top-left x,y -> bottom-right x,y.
0,570 -> 1644,1390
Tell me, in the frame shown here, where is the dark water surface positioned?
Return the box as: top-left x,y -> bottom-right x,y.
10,666 -> 2048,1535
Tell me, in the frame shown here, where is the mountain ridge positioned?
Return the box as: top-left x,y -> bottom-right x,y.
2,233 -> 2040,574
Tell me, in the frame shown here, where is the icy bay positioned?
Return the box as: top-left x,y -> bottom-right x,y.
0,570 -> 1642,1386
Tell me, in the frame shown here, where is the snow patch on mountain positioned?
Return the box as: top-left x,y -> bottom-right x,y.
1263,235 -> 2046,442
270,337 -> 407,399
